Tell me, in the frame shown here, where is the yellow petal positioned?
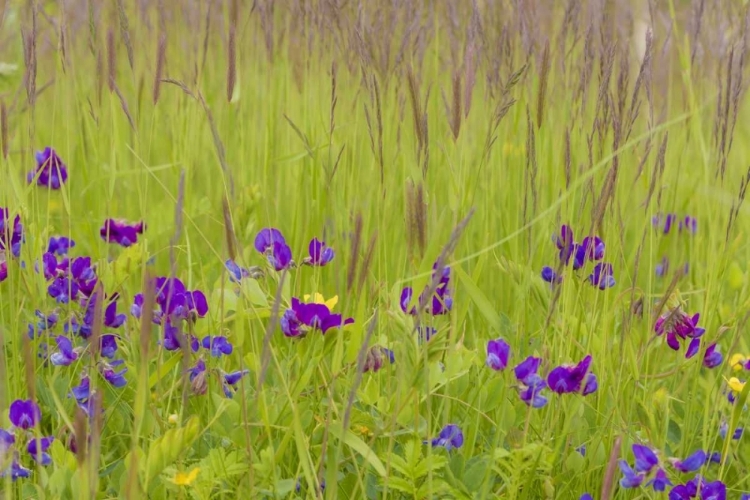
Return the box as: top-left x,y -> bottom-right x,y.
324,296 -> 338,309
303,293 -> 338,310
730,354 -> 748,372
728,377 -> 746,393
173,467 -> 200,486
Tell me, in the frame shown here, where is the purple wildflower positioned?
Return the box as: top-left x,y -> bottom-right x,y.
633,444 -> 659,474
588,262 -> 615,289
685,338 -> 701,359
99,334 -> 118,359
619,460 -> 645,488
719,422 -> 743,440
653,213 -> 677,235
555,224 -> 576,265
27,436 -> 54,466
50,336 -> 79,366
486,338 -> 510,371
9,400 -> 41,429
222,369 -> 250,398
1,460 -> 31,480
254,228 -> 286,253
201,336 -> 233,357
100,360 -> 127,387
303,238 -> 334,266
100,219 -> 145,247
189,359 -> 206,383
47,236 -> 75,256
0,208 -> 23,258
0,429 -> 14,453
69,376 -> 90,403
700,480 -> 726,500
672,450 -> 707,473
27,309 -> 59,339
254,228 -> 293,271
280,298 -> 353,337
547,355 -> 597,395
514,356 -> 548,408
28,147 -> 68,189
703,344 -> 722,369
541,266 -> 561,284
430,424 -> 464,451
225,259 -> 250,283
647,468 -> 673,492
679,216 -> 697,234
580,494 -> 593,500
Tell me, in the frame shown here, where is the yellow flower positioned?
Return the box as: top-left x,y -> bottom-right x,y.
168,414 -> 179,425
728,377 -> 746,394
303,293 -> 338,310
729,353 -> 749,372
355,425 -> 373,438
172,467 -> 200,486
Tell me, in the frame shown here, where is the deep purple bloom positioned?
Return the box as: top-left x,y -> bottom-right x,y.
100,360 -> 127,387
519,375 -> 548,408
50,336 -> 79,366
202,336 -> 233,357
633,444 -> 659,474
254,228 -> 287,253
619,460 -> 645,488
9,400 -> 41,429
514,356 -> 542,384
541,266 -> 561,284
430,424 -> 464,451
27,309 -> 59,339
253,229 -> 292,271
222,369 -> 250,398
719,422 -> 743,440
703,344 -> 722,369
1,460 -> 31,480
575,236 -> 605,268
547,355 -> 596,394
0,209 -> 23,258
708,452 -> 721,464
656,312 -> 705,352
70,376 -> 90,403
99,334 -> 118,359
281,298 -> 353,336
28,147 -> 68,189
27,436 -> 54,466
588,263 -> 615,289
0,261 -> 6,282
555,225 -> 576,264
162,322 -> 184,351
400,287 -> 414,314
150,277 -> 208,323
280,309 -> 303,337
700,480 -> 726,500
672,450 -> 707,473
225,260 -> 250,283
653,213 -> 677,235
486,338 -> 510,371
580,495 -> 593,500
304,238 -> 334,266
576,445 -> 586,456
48,236 -> 75,256
647,468 -> 673,492
48,276 -> 79,304
189,359 -> 206,382
686,338 -> 701,359
100,219 -> 145,247
680,216 -> 697,234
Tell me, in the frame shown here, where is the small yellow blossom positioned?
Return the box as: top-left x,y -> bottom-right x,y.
728,377 -> 746,394
355,425 -> 373,438
172,467 -> 200,486
303,293 -> 338,310
168,414 -> 179,425
729,353 -> 749,372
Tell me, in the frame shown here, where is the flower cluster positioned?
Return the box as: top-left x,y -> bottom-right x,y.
400,262 -> 453,316
0,400 -> 55,480
280,297 -> 353,337
428,424 -> 464,451
541,225 -> 615,289
654,307 -> 722,368
254,228 -> 293,271
187,359 -> 249,398
100,219 -> 145,247
652,213 -> 697,235
27,147 -> 68,189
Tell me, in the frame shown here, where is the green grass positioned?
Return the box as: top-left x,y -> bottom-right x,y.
1,1 -> 750,498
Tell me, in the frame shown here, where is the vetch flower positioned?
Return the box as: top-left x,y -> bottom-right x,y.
430,424 -> 464,451
27,309 -> 59,339
99,334 -> 118,359
619,460 -> 645,488
679,216 -> 697,234
399,263 -> 454,316
555,224 -> 576,265
703,344 -> 722,369
486,338 -> 510,371
685,338 -> 701,359
280,298 -> 353,337
100,219 -> 145,247
0,429 -> 14,454
222,369 -> 249,398
254,228 -> 293,271
201,336 -> 233,357
700,480 -> 726,500
27,436 -> 54,466
28,147 -> 68,189
588,262 -> 615,289
541,266 -> 561,284
632,444 -> 659,474
655,311 -> 705,353
100,360 -> 127,387
719,421 -> 743,440
303,238 -> 334,266
647,468 -> 673,492
1,459 -> 30,480
0,208 -> 23,258
671,450 -> 707,473
580,495 -> 593,500
49,336 -> 79,366
69,376 -> 90,403
547,355 -> 597,395
225,259 -> 250,283
9,400 -> 41,429
652,213 -> 677,234
514,356 -> 548,408
47,236 -> 75,256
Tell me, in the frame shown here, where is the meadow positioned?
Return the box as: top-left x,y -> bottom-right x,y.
1,0 -> 750,498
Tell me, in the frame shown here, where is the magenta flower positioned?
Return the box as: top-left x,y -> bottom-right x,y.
254,228 -> 293,271
547,355 -> 597,395
100,219 -> 145,247
28,147 -> 68,189
703,343 -> 723,369
9,400 -> 40,429
303,238 -> 334,266
486,338 -> 510,371
280,298 -> 353,337
655,311 -> 705,353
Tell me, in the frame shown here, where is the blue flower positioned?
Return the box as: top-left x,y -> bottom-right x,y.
202,336 -> 233,357
303,238 -> 334,266
254,228 -> 293,271
100,360 -> 127,387
99,335 -> 118,359
50,336 -> 79,366
672,449 -> 707,473
703,344 -> 722,369
486,338 -> 510,371
541,266 -> 561,284
70,376 -> 90,403
619,460 -> 645,488
547,355 -> 597,395
222,369 -> 249,398
647,468 -> 672,492
9,400 -> 40,429
225,259 -> 249,283
632,444 -> 659,473
27,436 -> 54,466
588,263 -> 615,289
430,424 -> 464,451
28,147 -> 68,189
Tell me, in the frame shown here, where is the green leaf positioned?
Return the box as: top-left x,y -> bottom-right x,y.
328,423 -> 387,477
240,278 -> 269,307
454,265 -> 502,330
148,353 -> 182,389
146,416 -> 201,484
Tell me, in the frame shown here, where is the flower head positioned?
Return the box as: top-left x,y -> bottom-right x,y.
100,360 -> 127,387
588,262 -> 615,289
619,460 -> 645,488
703,343 -> 722,369
9,400 -> 41,429
303,238 -> 334,266
541,266 -> 561,284
254,228 -> 293,271
100,219 -> 145,247
27,436 -> 54,466
225,259 -> 250,283
547,355 -> 597,395
281,298 -> 353,337
513,356 -> 548,408
671,449 -> 707,473
430,424 -> 463,451
0,208 -> 23,258
201,336 -> 233,357
647,468 -> 673,492
653,213 -> 677,234
70,376 -> 90,403
486,338 -> 510,371
28,147 -> 68,189
680,216 -> 697,234
49,336 -> 79,366
48,236 -> 75,256
632,444 -> 659,474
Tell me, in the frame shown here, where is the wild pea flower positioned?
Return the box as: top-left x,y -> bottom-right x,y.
429,424 -> 464,451
400,263 -> 453,316
703,343 -> 723,369
303,238 -> 334,266
553,225 -> 606,270
700,480 -> 726,500
655,311 -> 705,352
50,336 -> 79,366
225,259 -> 250,283
99,335 -> 119,359
648,468 -> 673,492
679,216 -> 697,234
69,376 -> 90,403
9,400 -> 40,429
222,369 -> 249,398
28,147 -> 68,189
254,228 -> 293,271
580,495 -> 593,500
547,355 -> 598,395
280,297 -> 353,337
78,294 -> 126,338
47,256 -> 98,304
669,475 -> 702,499
100,219 -> 145,247
27,437 -> 54,466
555,224 -> 576,265
486,338 -> 510,371
541,266 -> 562,284
652,213 -> 677,234
514,356 -> 548,408
670,450 -> 707,473
719,421 -> 743,440
619,461 -> 645,488
145,277 -> 208,324
1,459 -> 30,480
588,263 -> 615,290
0,209 -> 23,258
99,360 -> 127,387
201,336 -> 233,357
27,310 -> 59,339
47,236 -> 75,256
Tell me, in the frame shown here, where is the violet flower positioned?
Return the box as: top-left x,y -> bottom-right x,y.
27,310 -> 59,339
49,336 -> 79,366
254,228 -> 293,271
700,480 -> 726,500
671,450 -> 707,473
633,444 -> 659,474
100,360 -> 127,387
27,436 -> 54,466
9,400 -> 40,429
222,369 -> 250,398
703,343 -> 722,369
619,460 -> 645,488
514,356 -> 548,408
225,259 -> 250,283
679,216 -> 697,234
0,208 -> 23,258
100,219 -> 145,247
201,336 -> 233,357
280,298 -> 353,337
653,213 -> 677,235
28,147 -> 68,189
100,334 -> 118,359
588,262 -> 615,289
541,266 -> 561,284
69,376 -> 90,403
429,424 -> 464,451
1,460 -> 30,480
48,236 -> 75,256
399,263 -> 454,316
486,338 -> 510,371
303,238 -> 334,266
647,468 -> 673,492
547,355 -> 597,395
